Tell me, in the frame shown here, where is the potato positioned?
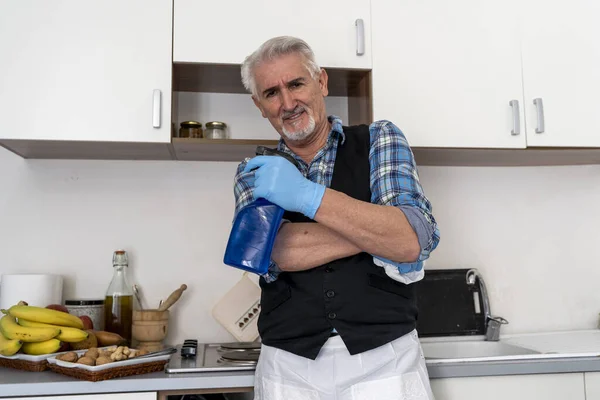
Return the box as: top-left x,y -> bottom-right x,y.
76,356 -> 95,366
97,349 -> 111,358
84,348 -> 99,359
56,352 -> 78,363
95,356 -> 113,366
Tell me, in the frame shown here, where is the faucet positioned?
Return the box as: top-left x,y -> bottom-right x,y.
466,269 -> 508,341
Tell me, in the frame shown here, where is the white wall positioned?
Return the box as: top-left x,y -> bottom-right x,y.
1,142 -> 600,345
420,165 -> 600,334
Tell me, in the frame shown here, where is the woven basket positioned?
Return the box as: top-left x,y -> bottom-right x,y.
48,359 -> 168,382
0,357 -> 48,372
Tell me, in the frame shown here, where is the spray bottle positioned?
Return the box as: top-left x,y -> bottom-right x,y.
223,146 -> 301,275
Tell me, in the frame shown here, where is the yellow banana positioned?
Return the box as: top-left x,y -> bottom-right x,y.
21,338 -> 62,355
0,333 -> 23,356
18,319 -> 88,343
2,305 -> 83,329
0,315 -> 60,343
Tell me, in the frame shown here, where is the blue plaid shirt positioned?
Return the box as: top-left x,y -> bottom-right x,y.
233,116 -> 440,282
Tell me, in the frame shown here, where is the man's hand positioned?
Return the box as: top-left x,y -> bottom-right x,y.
243,156 -> 326,219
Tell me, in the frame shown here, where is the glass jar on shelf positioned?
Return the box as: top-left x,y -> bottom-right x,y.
179,121 -> 203,138
204,121 -> 229,139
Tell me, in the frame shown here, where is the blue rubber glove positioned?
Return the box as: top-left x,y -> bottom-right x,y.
374,256 -> 423,274
243,155 -> 326,219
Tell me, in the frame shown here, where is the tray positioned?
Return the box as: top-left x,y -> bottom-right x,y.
0,349 -> 71,372
47,348 -> 171,382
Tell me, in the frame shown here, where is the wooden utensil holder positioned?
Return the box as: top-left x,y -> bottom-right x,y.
132,309 -> 170,352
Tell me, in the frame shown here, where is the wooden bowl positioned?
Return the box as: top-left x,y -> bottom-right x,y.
132,309 -> 169,348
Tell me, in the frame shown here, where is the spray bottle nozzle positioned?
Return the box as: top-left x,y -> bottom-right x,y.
255,145 -> 301,169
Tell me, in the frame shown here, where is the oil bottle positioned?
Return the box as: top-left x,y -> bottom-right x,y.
104,249 -> 133,345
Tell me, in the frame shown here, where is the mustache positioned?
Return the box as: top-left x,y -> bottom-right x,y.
282,107 -> 305,119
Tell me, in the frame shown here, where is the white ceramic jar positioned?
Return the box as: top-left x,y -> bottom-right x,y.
65,299 -> 105,331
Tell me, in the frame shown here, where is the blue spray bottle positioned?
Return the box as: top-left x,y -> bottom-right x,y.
223,146 -> 301,275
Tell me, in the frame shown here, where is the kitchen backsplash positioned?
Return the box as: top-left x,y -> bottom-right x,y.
1,140 -> 599,345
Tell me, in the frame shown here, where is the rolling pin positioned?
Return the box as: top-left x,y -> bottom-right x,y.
158,284 -> 187,311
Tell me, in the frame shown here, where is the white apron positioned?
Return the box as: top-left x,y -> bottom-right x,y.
253,329 -> 435,400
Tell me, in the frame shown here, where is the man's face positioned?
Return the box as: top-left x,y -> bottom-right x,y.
252,53 -> 329,142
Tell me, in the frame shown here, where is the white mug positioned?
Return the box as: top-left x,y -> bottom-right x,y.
0,274 -> 63,310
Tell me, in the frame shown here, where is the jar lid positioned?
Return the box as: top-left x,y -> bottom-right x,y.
65,299 -> 104,306
206,121 -> 227,129
181,120 -> 202,127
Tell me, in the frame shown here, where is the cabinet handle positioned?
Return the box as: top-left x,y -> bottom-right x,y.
152,89 -> 161,128
509,99 -> 521,135
533,98 -> 545,133
355,19 -> 365,56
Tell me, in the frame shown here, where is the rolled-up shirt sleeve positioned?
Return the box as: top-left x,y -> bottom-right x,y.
368,120 -> 440,277
233,159 -> 255,219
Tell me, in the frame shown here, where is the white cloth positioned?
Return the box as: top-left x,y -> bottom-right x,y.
253,330 -> 435,400
374,257 -> 425,285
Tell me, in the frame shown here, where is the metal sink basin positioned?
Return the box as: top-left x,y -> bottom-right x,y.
421,340 -> 541,359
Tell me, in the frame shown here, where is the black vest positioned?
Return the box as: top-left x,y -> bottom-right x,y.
257,124 -> 418,360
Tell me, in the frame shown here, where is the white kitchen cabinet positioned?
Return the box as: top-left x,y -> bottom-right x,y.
585,372 -> 600,399
0,0 -> 172,144
430,373 -> 585,400
371,0 -> 526,149
10,393 -> 156,400
521,0 -> 600,147
174,0 -> 371,69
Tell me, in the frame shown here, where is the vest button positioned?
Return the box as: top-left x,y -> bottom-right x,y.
328,312 -> 337,319
325,267 -> 333,273
326,290 -> 335,298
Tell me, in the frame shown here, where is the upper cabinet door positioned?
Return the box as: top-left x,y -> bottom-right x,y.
174,0 -> 371,69
371,0 -> 526,148
522,0 -> 600,147
0,0 -> 172,143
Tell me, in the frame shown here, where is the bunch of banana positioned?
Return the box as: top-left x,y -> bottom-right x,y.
18,319 -> 88,343
0,333 -> 22,357
0,304 -> 86,356
2,305 -> 83,329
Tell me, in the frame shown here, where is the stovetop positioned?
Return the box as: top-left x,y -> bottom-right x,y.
166,340 -> 261,373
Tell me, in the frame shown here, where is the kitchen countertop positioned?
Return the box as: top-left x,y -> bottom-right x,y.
3,329 -> 600,398
423,329 -> 600,378
0,368 -> 256,398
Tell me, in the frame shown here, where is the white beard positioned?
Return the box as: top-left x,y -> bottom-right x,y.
281,112 -> 316,142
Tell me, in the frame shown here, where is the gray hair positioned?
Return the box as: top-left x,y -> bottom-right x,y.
241,36 -> 321,97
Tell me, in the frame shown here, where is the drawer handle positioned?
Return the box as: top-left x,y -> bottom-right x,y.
355,19 -> 365,56
509,99 -> 520,136
153,89 -> 161,128
533,97 -> 545,134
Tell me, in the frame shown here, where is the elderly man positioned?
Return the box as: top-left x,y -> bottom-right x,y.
233,36 -> 440,400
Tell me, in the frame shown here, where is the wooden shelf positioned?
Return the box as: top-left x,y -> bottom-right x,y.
173,63 -> 371,98
0,139 -> 172,160
171,62 -> 372,161
171,138 -> 279,162
3,136 -> 600,165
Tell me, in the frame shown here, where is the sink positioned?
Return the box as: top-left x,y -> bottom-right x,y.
421,340 -> 541,359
